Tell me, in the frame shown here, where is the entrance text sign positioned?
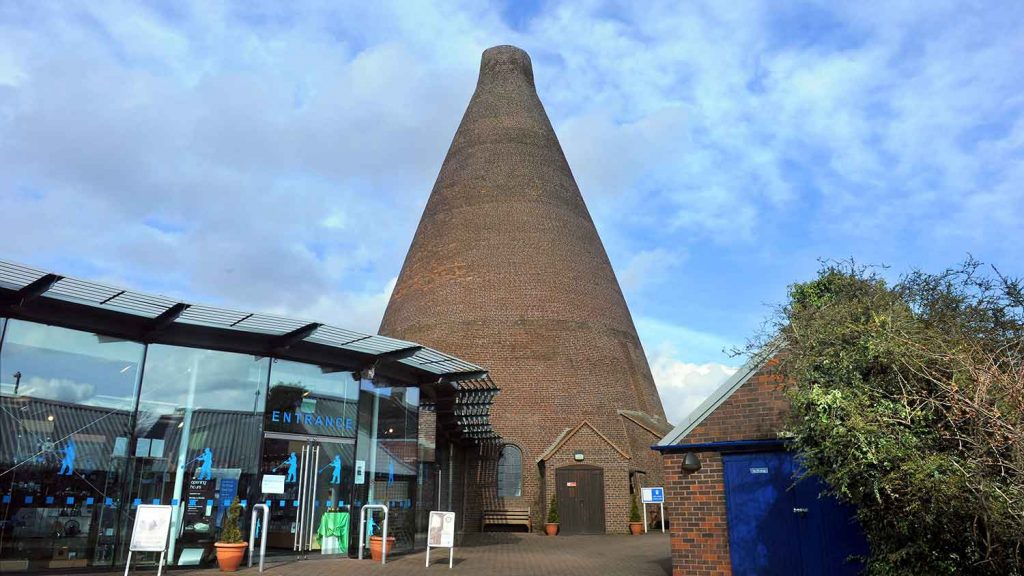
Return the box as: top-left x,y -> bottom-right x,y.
125,505 -> 172,576
261,474 -> 286,494
640,487 -> 666,534
425,511 -> 456,569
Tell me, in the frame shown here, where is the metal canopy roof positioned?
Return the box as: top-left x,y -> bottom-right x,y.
422,377 -> 501,443
0,260 -> 487,382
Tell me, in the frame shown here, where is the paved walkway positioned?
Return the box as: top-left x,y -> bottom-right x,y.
123,533 -> 670,576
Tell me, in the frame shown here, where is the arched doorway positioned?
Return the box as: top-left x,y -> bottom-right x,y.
555,465 -> 605,534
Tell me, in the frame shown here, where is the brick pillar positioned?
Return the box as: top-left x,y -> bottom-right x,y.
664,452 -> 731,576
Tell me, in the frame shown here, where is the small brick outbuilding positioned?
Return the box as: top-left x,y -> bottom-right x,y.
653,353 -> 868,576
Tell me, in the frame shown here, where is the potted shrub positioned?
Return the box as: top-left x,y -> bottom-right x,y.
544,494 -> 559,536
214,498 -> 248,571
628,493 -> 643,535
368,515 -> 395,561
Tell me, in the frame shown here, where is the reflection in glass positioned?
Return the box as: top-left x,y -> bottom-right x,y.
354,379 -> 419,554
0,320 -> 144,570
131,345 -> 268,566
264,360 -> 359,438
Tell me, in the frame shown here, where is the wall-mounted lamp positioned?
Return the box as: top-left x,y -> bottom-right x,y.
681,453 -> 702,473
573,451 -> 584,462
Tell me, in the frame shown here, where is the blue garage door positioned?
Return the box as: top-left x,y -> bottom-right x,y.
722,451 -> 868,576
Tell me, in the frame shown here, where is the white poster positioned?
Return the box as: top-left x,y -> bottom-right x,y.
129,505 -> 173,552
354,460 -> 366,485
261,474 -> 286,494
427,511 -> 455,548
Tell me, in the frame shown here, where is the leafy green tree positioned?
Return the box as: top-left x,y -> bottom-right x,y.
747,259 -> 1023,575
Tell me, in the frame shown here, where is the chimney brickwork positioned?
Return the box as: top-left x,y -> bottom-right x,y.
380,45 -> 668,532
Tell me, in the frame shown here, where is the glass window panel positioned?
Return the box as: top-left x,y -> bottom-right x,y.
353,378 -> 419,554
131,345 -> 268,566
0,320 -> 144,570
497,445 -> 522,498
264,360 -> 359,437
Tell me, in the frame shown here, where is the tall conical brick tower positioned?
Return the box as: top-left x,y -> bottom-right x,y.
380,45 -> 669,533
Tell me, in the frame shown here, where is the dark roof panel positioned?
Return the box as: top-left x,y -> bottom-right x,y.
0,260 -> 487,380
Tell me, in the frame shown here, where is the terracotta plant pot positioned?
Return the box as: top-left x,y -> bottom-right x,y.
369,535 -> 395,561
629,522 -> 643,535
544,523 -> 559,536
214,542 -> 248,572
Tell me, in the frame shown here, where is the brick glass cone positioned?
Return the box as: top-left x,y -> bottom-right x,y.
381,46 -> 669,533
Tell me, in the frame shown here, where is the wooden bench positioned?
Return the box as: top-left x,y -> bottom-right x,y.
481,508 -> 531,532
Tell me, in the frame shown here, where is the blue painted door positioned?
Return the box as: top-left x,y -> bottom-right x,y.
723,451 -> 868,576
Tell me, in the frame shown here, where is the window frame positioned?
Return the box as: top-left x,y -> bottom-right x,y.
496,443 -> 523,498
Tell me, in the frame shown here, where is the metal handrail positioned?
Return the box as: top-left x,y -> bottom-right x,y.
358,504 -> 389,565
294,445 -> 306,552
307,446 -> 320,552
248,504 -> 270,572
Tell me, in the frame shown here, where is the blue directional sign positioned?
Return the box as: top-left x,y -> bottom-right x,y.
641,487 -> 664,503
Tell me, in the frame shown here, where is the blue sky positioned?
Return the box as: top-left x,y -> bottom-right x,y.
1,1 -> 1022,424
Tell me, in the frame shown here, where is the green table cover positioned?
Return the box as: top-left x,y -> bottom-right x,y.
316,511 -> 349,553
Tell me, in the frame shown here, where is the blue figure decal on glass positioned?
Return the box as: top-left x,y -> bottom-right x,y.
58,438 -> 77,476
328,455 -> 342,484
317,455 -> 342,484
387,457 -> 394,486
274,452 -> 298,483
193,447 -> 214,480
254,517 -> 261,539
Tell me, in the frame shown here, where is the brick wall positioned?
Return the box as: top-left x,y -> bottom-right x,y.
379,45 -> 669,532
664,452 -> 729,576
541,423 -> 632,533
679,361 -> 787,446
660,360 -> 789,576
621,416 -> 667,494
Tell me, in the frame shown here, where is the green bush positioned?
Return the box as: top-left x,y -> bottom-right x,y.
546,494 -> 558,524
219,498 -> 244,544
746,259 -> 1024,575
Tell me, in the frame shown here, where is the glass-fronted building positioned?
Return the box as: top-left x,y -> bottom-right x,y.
0,261 -> 498,572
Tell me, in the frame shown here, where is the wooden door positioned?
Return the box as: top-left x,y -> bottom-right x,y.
555,465 -> 605,534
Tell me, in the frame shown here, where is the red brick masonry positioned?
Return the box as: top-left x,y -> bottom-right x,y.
380,45 -> 669,531
660,361 -> 788,576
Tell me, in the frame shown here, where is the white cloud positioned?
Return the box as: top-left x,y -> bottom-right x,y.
0,0 -> 1021,366
22,377 -> 96,404
266,277 -> 397,335
634,315 -> 741,423
635,316 -> 737,365
648,348 -> 737,425
619,248 -> 688,295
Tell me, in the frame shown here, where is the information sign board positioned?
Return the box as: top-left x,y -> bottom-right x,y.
184,479 -> 214,525
428,511 -> 455,548
641,487 -> 664,503
425,511 -> 456,568
640,487 -> 666,534
129,505 -> 172,552
124,505 -> 173,576
261,474 -> 285,494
